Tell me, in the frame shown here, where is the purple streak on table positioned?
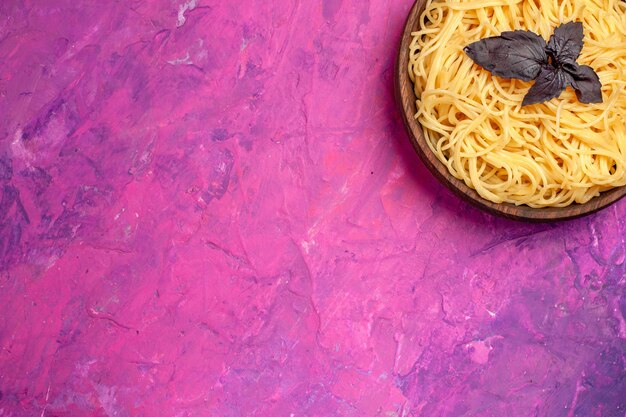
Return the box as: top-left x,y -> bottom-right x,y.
0,1 -> 625,416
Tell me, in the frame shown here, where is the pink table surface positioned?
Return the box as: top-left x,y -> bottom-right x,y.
1,1 -> 625,416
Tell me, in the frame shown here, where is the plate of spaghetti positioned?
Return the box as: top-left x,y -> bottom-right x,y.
396,0 -> 626,221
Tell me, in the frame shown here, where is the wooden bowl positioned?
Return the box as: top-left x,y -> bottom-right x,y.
395,0 -> 626,222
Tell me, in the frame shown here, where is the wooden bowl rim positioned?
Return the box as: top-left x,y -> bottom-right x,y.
395,0 -> 626,222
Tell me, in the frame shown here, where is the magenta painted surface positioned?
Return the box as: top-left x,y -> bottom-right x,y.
1,1 -> 625,416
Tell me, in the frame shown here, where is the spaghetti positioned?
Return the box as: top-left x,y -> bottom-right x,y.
408,0 -> 626,207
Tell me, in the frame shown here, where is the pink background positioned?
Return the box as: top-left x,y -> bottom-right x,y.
1,0 -> 625,416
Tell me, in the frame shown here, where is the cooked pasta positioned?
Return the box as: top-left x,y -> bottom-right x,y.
408,0 -> 626,207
